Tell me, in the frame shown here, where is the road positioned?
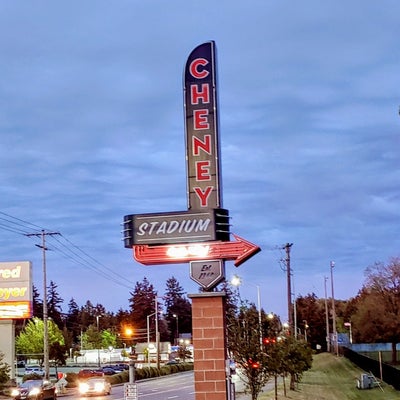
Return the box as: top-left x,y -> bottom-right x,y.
68,371 -> 195,400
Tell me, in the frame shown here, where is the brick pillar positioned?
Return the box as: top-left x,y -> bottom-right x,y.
188,292 -> 227,400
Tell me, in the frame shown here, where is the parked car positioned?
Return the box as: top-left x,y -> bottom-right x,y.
106,364 -> 126,372
77,369 -> 104,380
101,367 -> 116,376
11,380 -> 57,400
24,367 -> 45,377
165,359 -> 179,365
78,378 -> 111,396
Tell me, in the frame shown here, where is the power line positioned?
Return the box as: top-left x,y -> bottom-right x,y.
0,211 -> 135,291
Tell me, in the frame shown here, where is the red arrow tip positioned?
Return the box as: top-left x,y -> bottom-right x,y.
232,234 -> 261,267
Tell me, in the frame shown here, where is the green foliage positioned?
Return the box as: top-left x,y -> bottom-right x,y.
352,258 -> 400,363
101,329 -> 118,349
164,277 -> 192,344
228,304 -> 271,400
0,351 -> 10,384
16,317 -> 65,363
80,325 -> 102,350
129,278 -> 158,332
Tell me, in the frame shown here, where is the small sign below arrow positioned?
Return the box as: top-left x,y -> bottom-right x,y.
190,260 -> 224,289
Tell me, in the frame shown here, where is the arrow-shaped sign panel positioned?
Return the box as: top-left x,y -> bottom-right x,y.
132,234 -> 260,267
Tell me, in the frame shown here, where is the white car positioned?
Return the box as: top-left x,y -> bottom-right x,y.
24,367 -> 45,376
79,378 -> 112,396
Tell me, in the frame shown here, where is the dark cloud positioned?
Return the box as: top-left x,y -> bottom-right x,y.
0,0 -> 399,319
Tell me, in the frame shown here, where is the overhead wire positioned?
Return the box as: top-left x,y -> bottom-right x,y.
0,211 -> 135,291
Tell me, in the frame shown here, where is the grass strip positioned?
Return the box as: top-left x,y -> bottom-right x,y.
258,352 -> 399,400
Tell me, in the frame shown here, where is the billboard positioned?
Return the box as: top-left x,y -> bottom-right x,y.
0,261 -> 32,319
184,41 -> 222,210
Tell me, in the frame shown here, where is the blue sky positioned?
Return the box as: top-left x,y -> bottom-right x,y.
1,1 -> 399,322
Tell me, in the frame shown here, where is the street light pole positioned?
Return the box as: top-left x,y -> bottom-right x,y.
173,314 -> 179,345
231,275 -> 263,348
155,297 -> 160,369
96,315 -> 101,367
324,276 -> 330,352
256,285 -> 262,348
330,261 -> 338,356
146,312 -> 156,368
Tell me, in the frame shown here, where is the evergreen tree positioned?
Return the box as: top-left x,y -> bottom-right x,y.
32,285 -> 43,319
66,298 -> 81,342
79,300 -> 97,328
129,277 -> 159,341
164,277 -> 192,344
47,280 -> 64,328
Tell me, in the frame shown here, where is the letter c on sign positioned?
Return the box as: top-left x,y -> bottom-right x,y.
190,58 -> 209,79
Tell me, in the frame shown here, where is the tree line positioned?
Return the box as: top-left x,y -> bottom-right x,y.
15,276 -> 192,363
295,257 -> 400,364
13,256 -> 400,399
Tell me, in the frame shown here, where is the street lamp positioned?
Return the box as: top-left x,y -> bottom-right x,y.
96,315 -> 102,367
303,320 -> 309,342
344,322 -> 353,344
231,275 -> 263,347
173,314 -> 179,345
146,312 -> 156,367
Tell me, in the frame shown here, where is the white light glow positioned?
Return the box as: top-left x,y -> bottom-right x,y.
167,245 -> 210,258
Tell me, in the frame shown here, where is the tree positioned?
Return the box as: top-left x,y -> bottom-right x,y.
47,280 -> 64,328
81,325 -> 102,350
0,351 -> 10,384
280,336 -> 312,390
16,318 -> 65,364
32,285 -> 43,319
227,304 -> 270,400
101,329 -> 117,349
65,298 -> 80,343
352,258 -> 400,364
129,277 -> 159,341
164,277 -> 192,344
295,293 -> 327,350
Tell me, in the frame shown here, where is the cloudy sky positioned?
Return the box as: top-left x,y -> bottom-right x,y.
1,1 -> 399,322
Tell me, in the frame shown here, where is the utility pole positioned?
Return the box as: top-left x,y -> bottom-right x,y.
324,276 -> 330,352
284,243 -> 293,334
330,261 -> 338,356
26,230 -> 60,379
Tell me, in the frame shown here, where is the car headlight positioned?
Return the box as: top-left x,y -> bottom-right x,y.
11,389 -> 20,397
94,382 -> 105,392
79,383 -> 89,394
29,388 -> 40,396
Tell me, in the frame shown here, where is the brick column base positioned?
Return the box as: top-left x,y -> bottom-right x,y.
188,292 -> 227,400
